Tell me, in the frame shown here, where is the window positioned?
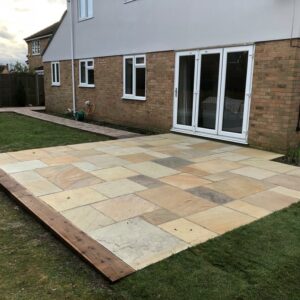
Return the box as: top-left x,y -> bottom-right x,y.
79,0 -> 93,20
123,55 -> 146,100
51,62 -> 60,86
79,59 -> 95,87
32,40 -> 41,55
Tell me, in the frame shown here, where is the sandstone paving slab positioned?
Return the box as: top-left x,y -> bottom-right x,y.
41,155 -> 81,166
127,161 -> 180,178
1,160 -> 48,174
231,166 -> 277,180
0,153 -> 18,165
91,179 -> 146,198
191,159 -> 241,174
72,162 -> 99,172
153,157 -> 192,169
269,186 -> 300,199
119,153 -> 156,163
62,205 -> 114,234
206,176 -> 273,200
187,206 -> 256,234
232,148 -> 283,160
91,166 -> 138,181
37,165 -> 102,190
40,187 -> 107,212
224,200 -> 271,218
160,173 -> 211,190
159,218 -> 218,245
142,208 -> 179,226
137,185 -> 216,217
92,194 -> 159,221
287,168 -> 300,177
84,154 -> 130,169
129,175 -> 163,189
266,174 -> 300,192
90,217 -> 188,270
187,186 -> 233,204
240,159 -> 297,173
242,190 -> 299,212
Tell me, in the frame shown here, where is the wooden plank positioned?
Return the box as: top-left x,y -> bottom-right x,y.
0,170 -> 135,282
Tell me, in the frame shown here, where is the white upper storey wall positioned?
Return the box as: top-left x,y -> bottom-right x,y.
44,0 -> 300,62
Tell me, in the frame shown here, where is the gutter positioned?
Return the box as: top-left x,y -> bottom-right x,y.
68,0 -> 76,115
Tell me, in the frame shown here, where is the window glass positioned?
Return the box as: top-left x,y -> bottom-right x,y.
87,0 -> 93,18
88,69 -> 94,85
79,0 -> 93,19
51,62 -> 60,85
125,58 -> 133,95
52,63 -> 56,83
79,0 -> 86,19
56,63 -> 60,83
80,61 -> 86,83
136,68 -> 146,97
136,57 -> 145,65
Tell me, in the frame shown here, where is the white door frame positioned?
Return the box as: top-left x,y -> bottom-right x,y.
173,50 -> 198,132
195,48 -> 223,136
217,45 -> 254,141
172,45 -> 255,144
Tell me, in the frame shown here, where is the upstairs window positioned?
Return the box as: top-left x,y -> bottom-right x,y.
79,59 -> 95,87
123,55 -> 146,100
51,62 -> 60,86
79,0 -> 93,20
32,40 -> 41,55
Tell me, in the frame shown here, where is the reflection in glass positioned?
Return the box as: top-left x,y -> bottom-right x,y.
222,51 -> 248,133
198,53 -> 220,130
177,56 -> 195,126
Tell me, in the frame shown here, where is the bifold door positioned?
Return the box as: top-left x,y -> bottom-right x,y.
173,46 -> 254,144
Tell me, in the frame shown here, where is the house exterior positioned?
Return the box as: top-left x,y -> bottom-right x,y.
25,21 -> 60,74
43,0 -> 300,153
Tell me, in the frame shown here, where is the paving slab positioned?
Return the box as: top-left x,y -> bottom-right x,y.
0,132 -> 299,281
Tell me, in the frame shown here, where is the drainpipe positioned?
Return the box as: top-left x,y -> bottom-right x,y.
68,0 -> 76,115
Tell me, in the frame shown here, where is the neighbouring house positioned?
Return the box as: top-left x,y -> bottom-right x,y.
43,0 -> 300,152
0,64 -> 9,74
25,21 -> 61,74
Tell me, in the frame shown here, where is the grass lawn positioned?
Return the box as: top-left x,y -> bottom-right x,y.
0,112 -> 299,299
0,113 -> 111,153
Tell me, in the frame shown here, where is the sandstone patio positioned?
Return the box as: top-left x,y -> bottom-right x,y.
0,133 -> 299,281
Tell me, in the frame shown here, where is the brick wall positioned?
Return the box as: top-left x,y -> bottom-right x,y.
27,38 -> 50,71
44,60 -> 73,112
249,39 -> 300,152
44,39 -> 300,152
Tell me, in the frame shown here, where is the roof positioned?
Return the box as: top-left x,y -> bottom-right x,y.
24,22 -> 60,41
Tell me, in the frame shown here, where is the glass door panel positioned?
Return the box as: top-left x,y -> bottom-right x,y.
197,51 -> 221,133
221,51 -> 249,134
176,55 -> 196,127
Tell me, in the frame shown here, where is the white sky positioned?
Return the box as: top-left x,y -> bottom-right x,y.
0,0 -> 67,64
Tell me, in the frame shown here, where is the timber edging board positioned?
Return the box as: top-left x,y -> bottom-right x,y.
0,169 -> 135,282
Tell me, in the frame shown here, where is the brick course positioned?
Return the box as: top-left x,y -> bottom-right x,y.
249,39 -> 300,152
44,39 -> 300,152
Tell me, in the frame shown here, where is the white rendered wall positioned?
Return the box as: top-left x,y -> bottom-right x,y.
44,0 -> 300,62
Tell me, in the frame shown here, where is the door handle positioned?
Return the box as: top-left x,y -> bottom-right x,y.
175,88 -> 178,98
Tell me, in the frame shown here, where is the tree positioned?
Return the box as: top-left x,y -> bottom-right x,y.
9,62 -> 30,74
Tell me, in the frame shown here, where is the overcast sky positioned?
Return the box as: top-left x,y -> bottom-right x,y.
0,0 -> 67,65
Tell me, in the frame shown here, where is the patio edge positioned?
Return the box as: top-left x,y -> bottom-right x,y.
0,169 -> 135,282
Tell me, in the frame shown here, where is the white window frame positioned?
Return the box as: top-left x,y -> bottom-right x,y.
123,55 -> 146,101
32,40 -> 41,55
51,62 -> 60,86
79,59 -> 95,88
78,0 -> 93,21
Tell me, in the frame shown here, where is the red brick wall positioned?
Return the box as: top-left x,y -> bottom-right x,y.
249,39 -> 300,152
44,39 -> 300,152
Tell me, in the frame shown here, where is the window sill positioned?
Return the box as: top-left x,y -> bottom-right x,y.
78,16 -> 94,22
79,84 -> 95,88
32,53 -> 40,56
51,83 -> 61,87
122,96 -> 146,101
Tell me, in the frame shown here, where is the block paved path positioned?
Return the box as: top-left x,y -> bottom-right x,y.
0,107 -> 140,139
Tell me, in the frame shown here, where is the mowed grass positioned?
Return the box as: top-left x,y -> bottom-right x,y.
0,113 -> 111,153
0,112 -> 299,299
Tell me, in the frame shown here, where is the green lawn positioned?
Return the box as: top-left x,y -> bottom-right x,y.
0,113 -> 110,153
0,113 -> 299,300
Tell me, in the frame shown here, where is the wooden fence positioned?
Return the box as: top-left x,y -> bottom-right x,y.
0,73 -> 45,107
